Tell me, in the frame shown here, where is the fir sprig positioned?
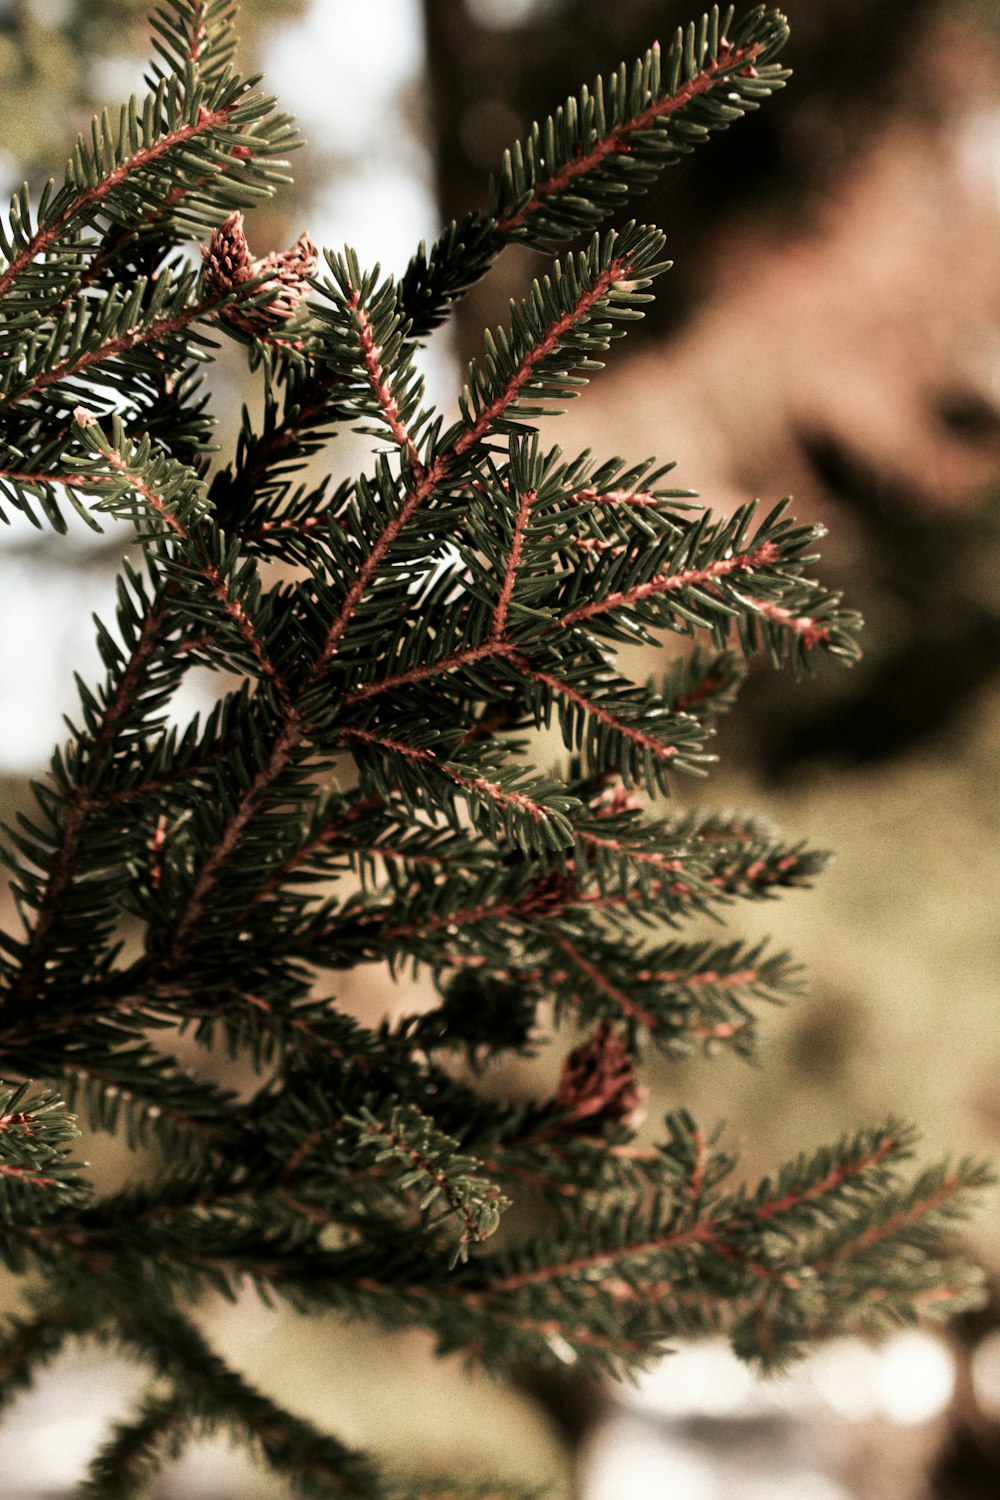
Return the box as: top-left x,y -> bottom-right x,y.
400,3 -> 791,332
349,1102 -> 510,1263
0,2 -> 988,1496
0,1083 -> 86,1225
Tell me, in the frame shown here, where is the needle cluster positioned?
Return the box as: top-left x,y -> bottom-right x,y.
0,5 -> 989,1496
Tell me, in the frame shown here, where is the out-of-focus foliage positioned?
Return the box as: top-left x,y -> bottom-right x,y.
0,0 -> 304,179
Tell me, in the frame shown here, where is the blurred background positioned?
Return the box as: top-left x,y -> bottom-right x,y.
0,0 -> 999,1495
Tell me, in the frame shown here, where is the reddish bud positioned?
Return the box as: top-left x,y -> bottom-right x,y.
201,213 -> 318,336
555,1021 -> 645,1125
201,210 -> 252,295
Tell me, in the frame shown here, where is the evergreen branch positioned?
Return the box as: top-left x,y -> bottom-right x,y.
148,0 -> 239,83
312,254 -> 425,471
107,1293 -> 387,1498
0,101 -> 237,303
571,485 -> 673,510
341,728 -> 436,764
161,707 -> 304,962
0,1296 -> 89,1412
0,282 -> 215,411
48,1046 -> 243,1156
509,652 -> 713,791
0,579 -> 175,1011
556,535 -> 780,629
808,1159 -> 995,1272
242,795 -> 488,906
0,465 -> 114,490
492,6 -> 789,245
306,854 -> 733,967
400,7 -> 789,329
547,502 -> 861,667
664,646 -> 745,718
74,416 -> 210,536
455,223 -> 669,433
171,989 -> 392,1077
338,729 -> 578,858
309,810 -> 823,979
336,727 -> 579,857
399,212 -> 499,337
313,224 -> 668,671
749,1127 -> 903,1227
575,824 -> 688,877
73,418 -> 291,697
343,641 -> 510,705
349,1103 -> 510,1263
211,372 -> 345,536
536,929 -> 781,1058
736,591 -> 833,650
439,764 -> 577,855
67,1162 -> 262,1239
466,1220 -> 720,1297
0,2 -> 987,1482
4,788 -> 110,1010
0,1083 -> 86,1224
311,466 -> 442,671
78,1388 -> 191,1500
551,933 -> 659,1031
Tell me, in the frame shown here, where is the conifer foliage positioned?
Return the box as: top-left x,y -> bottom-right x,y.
0,3 -> 990,1495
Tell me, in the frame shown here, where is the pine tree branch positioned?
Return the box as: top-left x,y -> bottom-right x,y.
167,0 -> 230,72
494,31 -> 777,240
0,1297 -> 89,1411
0,3 -> 987,1477
0,1083 -> 86,1223
0,293 -> 213,411
575,826 -> 686,875
0,104 -> 236,303
107,1294 -> 387,1499
510,654 -> 689,771
350,1103 -> 509,1261
556,537 -> 780,629
162,708 -> 304,962
550,933 -> 659,1030
343,642 -> 512,705
401,6 -> 789,327
0,465 -> 114,490
148,0 -> 242,87
46,1048 -> 243,1155
78,1387 -> 190,1500
28,275 -> 287,413
140,235 -> 668,942
217,372 -> 344,536
313,227 -> 664,672
69,161 -> 214,296
809,1164 -> 991,1273
82,425 -> 292,699
347,283 -> 424,472
751,1132 -> 899,1225
1,586 -> 174,1012
571,485 -> 671,510
735,592 -> 832,649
